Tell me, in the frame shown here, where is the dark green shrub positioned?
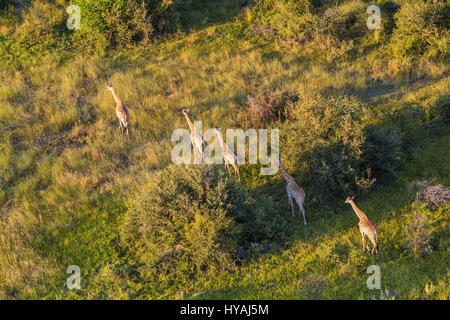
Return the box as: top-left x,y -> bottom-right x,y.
364,126 -> 406,178
121,165 -> 287,280
391,1 -> 449,59
434,94 -> 450,125
316,5 -> 362,40
71,0 -> 193,46
103,1 -> 153,46
283,95 -> 374,200
150,0 -> 193,34
0,0 -> 16,9
376,1 -> 400,36
71,0 -> 151,46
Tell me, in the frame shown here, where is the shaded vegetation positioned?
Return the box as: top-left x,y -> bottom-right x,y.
122,165 -> 289,281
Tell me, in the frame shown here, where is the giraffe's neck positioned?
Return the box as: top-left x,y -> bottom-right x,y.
110,88 -> 122,105
215,131 -> 225,148
349,201 -> 368,221
278,161 -> 291,182
184,113 -> 194,131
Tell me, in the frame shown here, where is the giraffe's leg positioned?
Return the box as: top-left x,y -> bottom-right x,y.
299,200 -> 307,226
288,194 -> 295,218
374,234 -> 379,257
361,232 -> 366,252
234,165 -> 240,182
370,236 -> 378,256
200,146 -> 205,163
195,145 -> 204,163
119,121 -> 123,135
191,142 -> 197,163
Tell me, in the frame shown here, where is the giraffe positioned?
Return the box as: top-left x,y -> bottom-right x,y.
213,128 -> 240,181
277,157 -> 307,225
345,196 -> 378,257
107,83 -> 130,136
182,109 -> 205,163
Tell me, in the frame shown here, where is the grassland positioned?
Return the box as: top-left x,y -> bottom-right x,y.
0,0 -> 449,299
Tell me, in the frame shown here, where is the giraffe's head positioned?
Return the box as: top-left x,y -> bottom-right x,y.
182,109 -> 189,115
345,196 -> 355,204
106,83 -> 113,91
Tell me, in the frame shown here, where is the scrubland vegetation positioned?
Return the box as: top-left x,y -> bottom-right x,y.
0,0 -> 449,299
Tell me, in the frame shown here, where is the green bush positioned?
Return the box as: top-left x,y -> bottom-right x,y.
71,0 -> 193,46
15,0 -> 67,40
348,248 -> 369,271
5,0 -> 196,52
0,0 -> 16,9
246,0 -> 316,39
404,209 -> 432,257
150,0 -> 193,34
434,94 -> 450,125
316,4 -> 362,40
121,165 -> 287,280
364,126 -> 406,179
237,91 -> 298,128
71,0 -> 149,46
283,95 -> 374,200
282,0 -> 312,15
391,1 -> 449,59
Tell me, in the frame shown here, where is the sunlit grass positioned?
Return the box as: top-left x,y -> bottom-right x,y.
0,0 -> 448,299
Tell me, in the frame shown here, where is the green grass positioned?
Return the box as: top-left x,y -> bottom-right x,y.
0,0 -> 449,299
